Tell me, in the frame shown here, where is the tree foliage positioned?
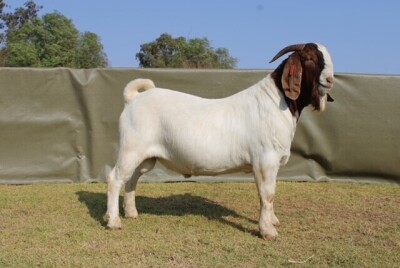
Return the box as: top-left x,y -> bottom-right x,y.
77,32 -> 108,68
0,0 -> 41,45
136,33 -> 238,69
0,0 -> 108,68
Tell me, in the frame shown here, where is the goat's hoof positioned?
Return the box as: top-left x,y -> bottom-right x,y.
262,233 -> 278,241
124,209 -> 138,219
106,216 -> 122,230
260,226 -> 278,241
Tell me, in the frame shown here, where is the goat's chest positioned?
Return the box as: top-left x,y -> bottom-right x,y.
255,107 -> 296,158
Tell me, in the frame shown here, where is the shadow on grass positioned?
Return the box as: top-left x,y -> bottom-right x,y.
76,191 -> 259,237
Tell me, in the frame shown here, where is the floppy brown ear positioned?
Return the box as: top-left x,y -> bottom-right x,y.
281,53 -> 302,100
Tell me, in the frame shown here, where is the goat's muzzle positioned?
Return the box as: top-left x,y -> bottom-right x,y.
318,76 -> 334,98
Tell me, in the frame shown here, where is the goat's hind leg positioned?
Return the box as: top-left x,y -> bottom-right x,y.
105,153 -> 143,229
105,167 -> 124,229
124,158 -> 156,219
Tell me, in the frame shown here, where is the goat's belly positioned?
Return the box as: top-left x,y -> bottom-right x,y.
157,156 -> 252,176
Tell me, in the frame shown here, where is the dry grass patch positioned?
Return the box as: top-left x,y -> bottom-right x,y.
0,182 -> 399,267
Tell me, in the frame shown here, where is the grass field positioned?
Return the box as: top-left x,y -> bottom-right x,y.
0,181 -> 399,267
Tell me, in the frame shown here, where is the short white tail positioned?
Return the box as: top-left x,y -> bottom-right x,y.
123,79 -> 155,102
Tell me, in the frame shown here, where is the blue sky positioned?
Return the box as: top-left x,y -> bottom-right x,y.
7,0 -> 400,74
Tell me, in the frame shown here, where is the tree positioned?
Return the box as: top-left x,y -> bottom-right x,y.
0,0 -> 8,46
0,0 -> 42,65
0,0 -> 41,42
136,33 -> 238,69
77,32 -> 108,68
0,0 -> 108,68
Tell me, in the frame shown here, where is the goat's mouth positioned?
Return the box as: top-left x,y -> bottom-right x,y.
319,83 -> 331,89
318,84 -> 333,98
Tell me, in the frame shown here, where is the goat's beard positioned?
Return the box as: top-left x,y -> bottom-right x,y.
317,85 -> 333,112
319,95 -> 327,112
311,95 -> 328,112
311,85 -> 329,112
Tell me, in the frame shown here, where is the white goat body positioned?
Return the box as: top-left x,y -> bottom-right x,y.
105,43 -> 334,240
121,77 -> 295,176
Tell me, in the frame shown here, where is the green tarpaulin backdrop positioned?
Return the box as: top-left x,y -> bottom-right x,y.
0,68 -> 399,184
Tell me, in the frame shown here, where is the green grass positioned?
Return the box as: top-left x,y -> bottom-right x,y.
0,182 -> 399,267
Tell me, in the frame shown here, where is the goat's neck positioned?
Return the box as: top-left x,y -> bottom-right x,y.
270,72 -> 306,121
258,76 -> 297,128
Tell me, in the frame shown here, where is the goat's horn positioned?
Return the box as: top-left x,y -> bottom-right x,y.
269,44 -> 306,63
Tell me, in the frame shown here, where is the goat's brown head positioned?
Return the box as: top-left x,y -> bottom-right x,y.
270,43 -> 334,118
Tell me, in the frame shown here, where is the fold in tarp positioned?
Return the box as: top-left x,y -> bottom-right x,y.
0,68 -> 399,184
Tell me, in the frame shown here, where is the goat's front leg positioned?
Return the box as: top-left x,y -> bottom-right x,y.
253,154 -> 280,240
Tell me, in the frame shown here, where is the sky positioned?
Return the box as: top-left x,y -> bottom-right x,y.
7,0 -> 400,74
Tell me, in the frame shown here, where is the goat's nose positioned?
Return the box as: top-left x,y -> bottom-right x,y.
326,77 -> 334,85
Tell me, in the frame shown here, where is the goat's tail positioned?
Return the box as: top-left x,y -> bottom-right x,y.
123,78 -> 155,102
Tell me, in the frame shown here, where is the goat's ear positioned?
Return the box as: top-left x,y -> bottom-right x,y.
281,53 -> 302,100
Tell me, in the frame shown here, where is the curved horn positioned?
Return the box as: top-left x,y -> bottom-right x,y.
269,44 -> 306,63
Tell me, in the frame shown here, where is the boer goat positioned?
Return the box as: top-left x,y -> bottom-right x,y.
105,43 -> 334,240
